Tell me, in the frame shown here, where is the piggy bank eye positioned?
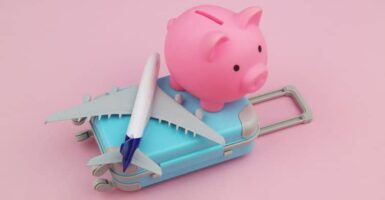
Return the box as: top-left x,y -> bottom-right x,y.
233,65 -> 240,72
258,45 -> 262,53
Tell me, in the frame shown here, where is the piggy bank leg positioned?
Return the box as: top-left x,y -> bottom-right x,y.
169,76 -> 185,91
200,100 -> 224,112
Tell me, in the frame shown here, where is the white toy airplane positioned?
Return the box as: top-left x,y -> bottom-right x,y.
45,53 -> 225,176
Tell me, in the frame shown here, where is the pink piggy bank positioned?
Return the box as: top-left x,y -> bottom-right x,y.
165,5 -> 268,112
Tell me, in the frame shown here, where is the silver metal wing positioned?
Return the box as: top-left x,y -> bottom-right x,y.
46,86 -> 225,145
88,149 -> 162,176
45,86 -> 138,123
151,88 -> 225,145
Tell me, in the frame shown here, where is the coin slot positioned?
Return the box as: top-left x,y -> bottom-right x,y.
195,10 -> 224,25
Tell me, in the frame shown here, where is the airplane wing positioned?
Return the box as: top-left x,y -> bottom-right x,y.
45,85 -> 138,123
151,88 -> 226,145
45,85 -> 225,145
88,149 -> 162,176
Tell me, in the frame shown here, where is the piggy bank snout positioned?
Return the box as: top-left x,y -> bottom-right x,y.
241,66 -> 268,93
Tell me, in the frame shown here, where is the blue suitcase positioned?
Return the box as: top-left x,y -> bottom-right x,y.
82,76 -> 312,192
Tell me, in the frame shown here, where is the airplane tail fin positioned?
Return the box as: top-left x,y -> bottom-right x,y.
120,136 -> 141,172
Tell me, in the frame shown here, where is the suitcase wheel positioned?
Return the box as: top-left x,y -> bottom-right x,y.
91,165 -> 110,177
75,130 -> 93,142
93,178 -> 114,192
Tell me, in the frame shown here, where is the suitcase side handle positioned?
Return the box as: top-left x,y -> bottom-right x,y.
248,85 -> 313,136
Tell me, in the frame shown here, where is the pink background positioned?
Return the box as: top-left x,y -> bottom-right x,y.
1,0 -> 384,199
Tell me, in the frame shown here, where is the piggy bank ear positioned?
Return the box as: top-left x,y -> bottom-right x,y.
236,6 -> 263,28
202,31 -> 228,62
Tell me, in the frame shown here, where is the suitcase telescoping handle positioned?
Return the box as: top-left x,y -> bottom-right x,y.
248,85 -> 313,136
